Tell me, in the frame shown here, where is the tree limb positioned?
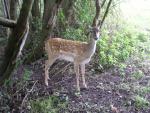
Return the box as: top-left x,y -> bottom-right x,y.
101,0 -> 107,8
0,17 -> 16,28
92,0 -> 101,27
2,0 -> 10,18
100,0 -> 113,28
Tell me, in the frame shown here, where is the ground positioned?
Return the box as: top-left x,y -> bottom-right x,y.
0,26 -> 150,113
0,54 -> 150,113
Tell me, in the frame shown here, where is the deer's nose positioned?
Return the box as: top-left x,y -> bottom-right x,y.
94,36 -> 99,40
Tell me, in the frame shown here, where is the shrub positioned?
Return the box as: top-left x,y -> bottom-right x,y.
97,27 -> 137,68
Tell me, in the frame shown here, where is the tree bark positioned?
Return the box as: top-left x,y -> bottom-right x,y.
2,0 -> 10,38
10,0 -> 18,20
31,0 -> 40,31
24,0 -> 63,64
62,0 -> 76,25
2,0 -> 10,18
100,0 -> 113,28
0,17 -> 16,28
32,0 -> 40,18
101,0 -> 107,8
0,0 -> 34,85
92,0 -> 101,27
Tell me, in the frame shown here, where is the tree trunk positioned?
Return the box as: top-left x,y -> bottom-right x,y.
62,0 -> 77,25
0,0 -> 34,85
24,0 -> 63,64
2,0 -> 10,38
8,0 -> 18,38
31,0 -> 40,31
10,0 -> 18,20
32,0 -> 40,18
92,0 -> 101,27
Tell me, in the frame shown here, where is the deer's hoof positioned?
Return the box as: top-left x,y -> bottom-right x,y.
80,85 -> 88,91
75,91 -> 80,96
84,84 -> 87,88
45,81 -> 49,86
80,87 -> 88,91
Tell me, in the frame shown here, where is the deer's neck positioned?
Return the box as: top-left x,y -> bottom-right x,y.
86,38 -> 97,56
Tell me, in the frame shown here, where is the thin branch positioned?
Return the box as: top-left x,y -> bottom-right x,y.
53,63 -> 71,77
1,0 -> 6,17
18,23 -> 29,57
101,0 -> 107,8
100,0 -> 113,29
47,0 -> 63,29
3,0 -> 10,18
20,81 -> 37,108
0,17 -> 16,28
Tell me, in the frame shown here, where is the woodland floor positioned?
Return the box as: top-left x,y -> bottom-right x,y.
0,27 -> 150,113
0,55 -> 150,113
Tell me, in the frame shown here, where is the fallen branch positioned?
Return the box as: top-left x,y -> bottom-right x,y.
53,63 -> 72,76
20,80 -> 37,109
0,17 -> 16,28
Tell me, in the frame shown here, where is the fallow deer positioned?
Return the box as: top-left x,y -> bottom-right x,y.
44,26 -> 100,92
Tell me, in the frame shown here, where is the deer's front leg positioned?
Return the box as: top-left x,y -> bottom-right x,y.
45,58 -> 55,86
80,64 -> 87,88
45,60 -> 50,86
74,63 -> 80,92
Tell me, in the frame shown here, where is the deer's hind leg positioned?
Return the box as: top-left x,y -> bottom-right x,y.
45,56 -> 56,86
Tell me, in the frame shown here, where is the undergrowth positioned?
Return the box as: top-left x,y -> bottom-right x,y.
30,95 -> 68,113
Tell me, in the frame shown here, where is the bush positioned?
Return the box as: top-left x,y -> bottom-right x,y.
97,26 -> 137,68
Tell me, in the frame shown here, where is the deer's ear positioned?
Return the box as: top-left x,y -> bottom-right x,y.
97,26 -> 100,30
88,25 -> 92,29
97,20 -> 101,29
88,25 -> 93,31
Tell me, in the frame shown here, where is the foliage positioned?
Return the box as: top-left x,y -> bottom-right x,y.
134,95 -> 150,109
57,0 -> 95,42
97,26 -> 137,68
75,0 -> 95,25
137,86 -> 150,96
30,95 -> 67,113
23,68 -> 32,81
131,70 -> 144,80
57,0 -> 150,70
61,27 -> 87,41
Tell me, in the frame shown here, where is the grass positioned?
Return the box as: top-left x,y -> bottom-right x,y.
23,68 -> 32,81
30,95 -> 67,113
131,70 -> 144,79
134,95 -> 150,109
137,86 -> 150,96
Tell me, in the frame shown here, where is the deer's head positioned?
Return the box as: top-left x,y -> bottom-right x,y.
89,26 -> 100,41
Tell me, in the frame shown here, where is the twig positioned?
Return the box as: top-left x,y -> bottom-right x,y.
53,63 -> 71,76
12,81 -> 27,96
20,80 -> 37,109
